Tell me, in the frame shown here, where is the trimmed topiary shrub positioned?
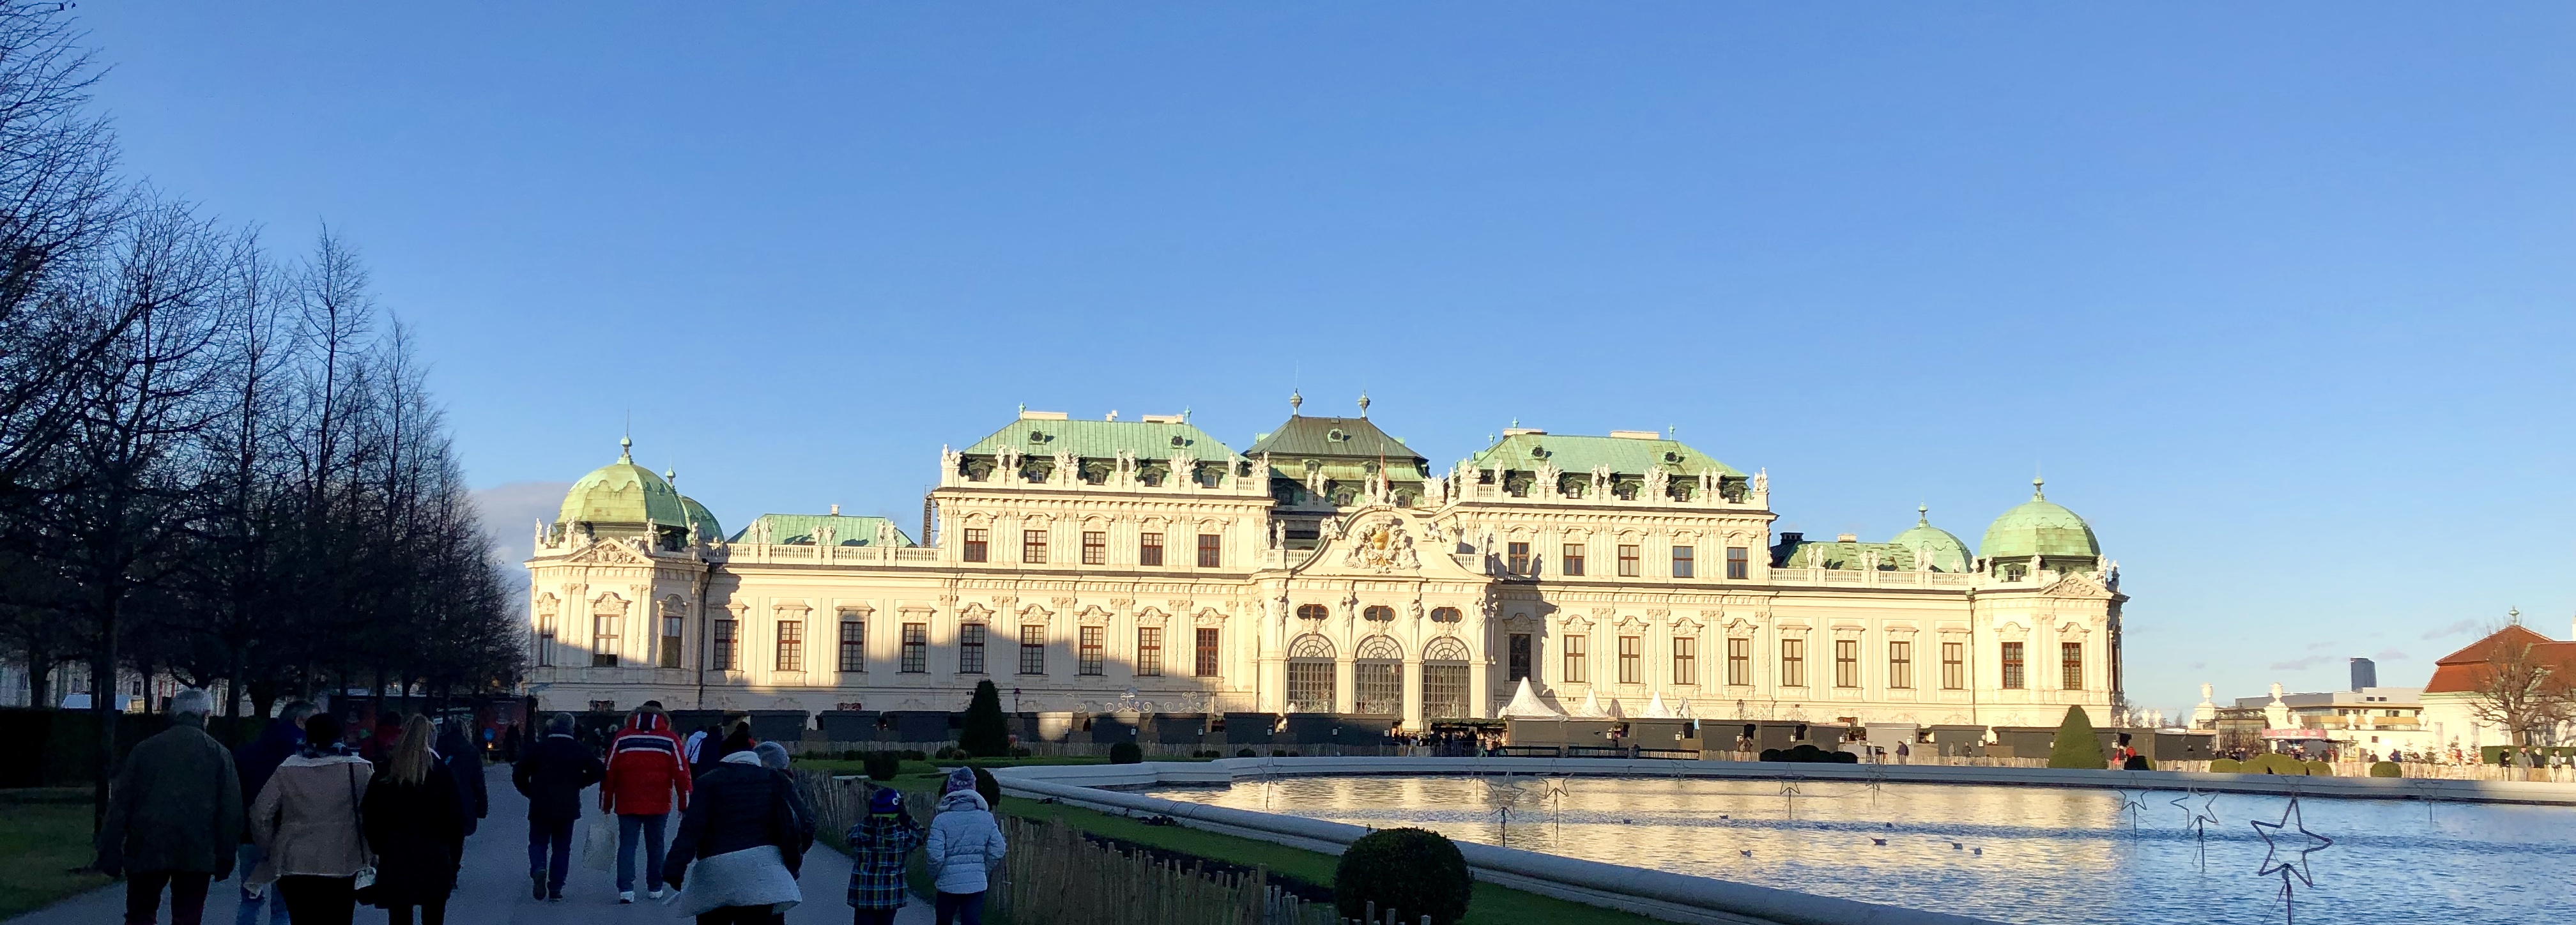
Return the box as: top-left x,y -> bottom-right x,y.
1832,749 -> 1858,763
1237,748 -> 1257,758
2369,761 -> 2402,778
2208,757 -> 2242,773
1110,741 -> 1144,764
972,765 -> 1000,807
1335,827 -> 1473,925
2046,706 -> 2108,770
1758,749 -> 1783,762
2122,754 -> 2152,771
2247,753 -> 2306,775
862,752 -> 901,781
2303,760 -> 2334,776
959,679 -> 1011,758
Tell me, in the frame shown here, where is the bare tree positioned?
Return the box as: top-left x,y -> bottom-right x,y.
2465,629 -> 2576,763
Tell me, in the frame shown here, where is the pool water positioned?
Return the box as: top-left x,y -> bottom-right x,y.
1153,774 -> 2573,924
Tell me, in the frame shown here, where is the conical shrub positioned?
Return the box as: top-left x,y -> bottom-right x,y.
959,678 -> 1011,758
2046,706 -> 2108,769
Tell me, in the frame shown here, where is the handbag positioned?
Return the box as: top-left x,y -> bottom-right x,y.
347,764 -> 378,893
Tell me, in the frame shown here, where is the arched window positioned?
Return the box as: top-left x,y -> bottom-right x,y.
1354,635 -> 1403,715
1296,604 -> 1329,621
1429,606 -> 1462,623
1422,636 -> 1473,720
1362,605 -> 1394,622
1286,633 -> 1336,713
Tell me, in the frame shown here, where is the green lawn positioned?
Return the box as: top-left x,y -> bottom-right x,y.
0,789 -> 110,919
802,758 -> 1660,925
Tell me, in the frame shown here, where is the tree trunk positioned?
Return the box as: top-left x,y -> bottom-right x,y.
26,652 -> 52,711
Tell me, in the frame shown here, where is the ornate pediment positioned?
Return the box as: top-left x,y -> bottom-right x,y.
2040,573 -> 2115,599
562,539 -> 656,566
1338,514 -> 1422,574
1193,608 -> 1227,627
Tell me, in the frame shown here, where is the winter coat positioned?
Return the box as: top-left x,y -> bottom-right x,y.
924,790 -> 1006,895
510,733 -> 604,823
234,719 -> 303,823
601,712 -> 692,816
434,727 -> 487,836
360,761 -> 465,907
248,752 -> 376,883
96,715 -> 244,877
845,811 -> 924,910
666,751 -> 811,887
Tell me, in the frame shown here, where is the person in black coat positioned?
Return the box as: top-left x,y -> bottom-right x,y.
362,715 -> 466,925
665,733 -> 812,924
434,722 -> 487,836
511,712 -> 604,901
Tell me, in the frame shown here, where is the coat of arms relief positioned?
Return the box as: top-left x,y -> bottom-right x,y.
1341,516 -> 1422,573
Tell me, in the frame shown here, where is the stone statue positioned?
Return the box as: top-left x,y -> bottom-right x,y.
1753,469 -> 1768,493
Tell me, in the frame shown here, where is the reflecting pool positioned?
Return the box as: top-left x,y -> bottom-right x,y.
1152,774 -> 2573,924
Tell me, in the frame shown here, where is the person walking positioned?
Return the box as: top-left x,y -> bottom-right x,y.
512,712 -> 604,902
434,721 -> 487,837
96,688 -> 244,925
923,767 -> 1006,925
360,715 -> 466,925
666,735 -> 806,925
247,712 -> 374,925
601,705 -> 693,903
845,786 -> 924,925
233,699 -> 315,925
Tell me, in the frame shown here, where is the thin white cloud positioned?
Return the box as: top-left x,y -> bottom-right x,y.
2420,620 -> 2481,641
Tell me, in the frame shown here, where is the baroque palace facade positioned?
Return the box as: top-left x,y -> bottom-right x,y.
525,399 -> 2128,731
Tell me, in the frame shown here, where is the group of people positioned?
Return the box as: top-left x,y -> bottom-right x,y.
94,694 -> 1011,925
95,691 -> 487,925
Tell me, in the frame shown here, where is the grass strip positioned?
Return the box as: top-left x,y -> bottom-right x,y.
0,789 -> 111,919
805,760 -> 1662,925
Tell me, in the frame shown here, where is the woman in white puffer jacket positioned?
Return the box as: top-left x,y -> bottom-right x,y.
922,767 -> 1006,925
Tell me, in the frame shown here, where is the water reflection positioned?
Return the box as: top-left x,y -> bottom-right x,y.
1157,774 -> 2573,924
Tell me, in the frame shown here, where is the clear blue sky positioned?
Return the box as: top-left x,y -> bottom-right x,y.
75,4 -> 2575,717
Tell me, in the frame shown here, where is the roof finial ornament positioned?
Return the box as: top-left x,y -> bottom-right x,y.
2508,606 -> 2522,625
1510,418 -> 1519,429
618,435 -> 633,462
2031,475 -> 2046,500
1289,390 -> 1302,415
1917,503 -> 1929,526
1357,392 -> 1370,417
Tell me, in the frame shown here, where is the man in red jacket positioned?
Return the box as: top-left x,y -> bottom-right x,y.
599,703 -> 693,903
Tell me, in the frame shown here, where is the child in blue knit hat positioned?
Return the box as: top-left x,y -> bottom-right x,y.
845,784 -> 923,925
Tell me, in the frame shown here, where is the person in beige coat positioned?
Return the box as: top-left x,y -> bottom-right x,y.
248,712 -> 374,925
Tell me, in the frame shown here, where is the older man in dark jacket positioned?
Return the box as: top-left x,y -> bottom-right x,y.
98,688 -> 243,925
512,712 -> 604,901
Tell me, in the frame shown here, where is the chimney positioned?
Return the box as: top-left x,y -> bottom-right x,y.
2349,657 -> 2377,692
1836,533 -> 1858,542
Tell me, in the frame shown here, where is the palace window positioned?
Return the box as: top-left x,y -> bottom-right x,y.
1197,533 -> 1221,567
900,623 -> 928,673
1779,638 -> 1805,687
1833,639 -> 1858,688
1563,634 -> 1588,684
1078,626 -> 1105,676
1298,604 -> 1329,621
1941,641 -> 1964,690
1082,530 -> 1106,565
1018,625 -> 1046,675
1356,661 -> 1402,715
2001,641 -> 2025,690
1363,605 -> 1393,622
661,608 -> 685,669
959,624 -> 986,674
838,617 -> 864,673
1506,542 -> 1530,574
1673,636 -> 1697,685
1139,532 -> 1164,566
962,528 -> 988,563
1430,606 -> 1462,622
1726,546 -> 1749,580
1286,660 -> 1335,713
592,615 -> 620,668
1022,530 -> 1047,564
1561,544 -> 1586,576
1618,636 -> 1642,684
1617,544 -> 1641,577
1422,663 -> 1469,720
1135,627 -> 1162,677
712,618 -> 737,671
1888,640 -> 1912,689
1508,633 -> 1533,682
775,620 -> 804,672
2062,642 -> 2083,691
1726,638 -> 1749,686
1195,627 -> 1220,677
1672,546 -> 1695,579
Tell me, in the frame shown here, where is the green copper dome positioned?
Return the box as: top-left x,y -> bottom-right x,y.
556,438 -> 691,531
1887,505 -> 1973,572
678,494 -> 723,540
1980,478 -> 2099,562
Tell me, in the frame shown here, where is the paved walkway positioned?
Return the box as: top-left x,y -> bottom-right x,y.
6,763 -> 932,924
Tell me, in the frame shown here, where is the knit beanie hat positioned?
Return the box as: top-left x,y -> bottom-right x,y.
870,786 -> 905,814
946,766 -> 977,794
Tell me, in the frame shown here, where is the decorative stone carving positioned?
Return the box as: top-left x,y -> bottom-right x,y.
1341,516 -> 1420,573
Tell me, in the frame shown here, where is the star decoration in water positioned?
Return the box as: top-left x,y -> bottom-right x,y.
2251,796 -> 2333,888
2113,788 -> 2151,833
2170,789 -> 2219,830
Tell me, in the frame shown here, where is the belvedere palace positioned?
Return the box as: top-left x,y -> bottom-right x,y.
526,397 -> 2128,731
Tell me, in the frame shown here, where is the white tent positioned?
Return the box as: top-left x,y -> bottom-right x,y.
1640,691 -> 1675,719
1496,678 -> 1562,719
1568,688 -> 1610,718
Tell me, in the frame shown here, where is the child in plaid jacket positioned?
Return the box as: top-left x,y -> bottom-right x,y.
847,786 -> 925,924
